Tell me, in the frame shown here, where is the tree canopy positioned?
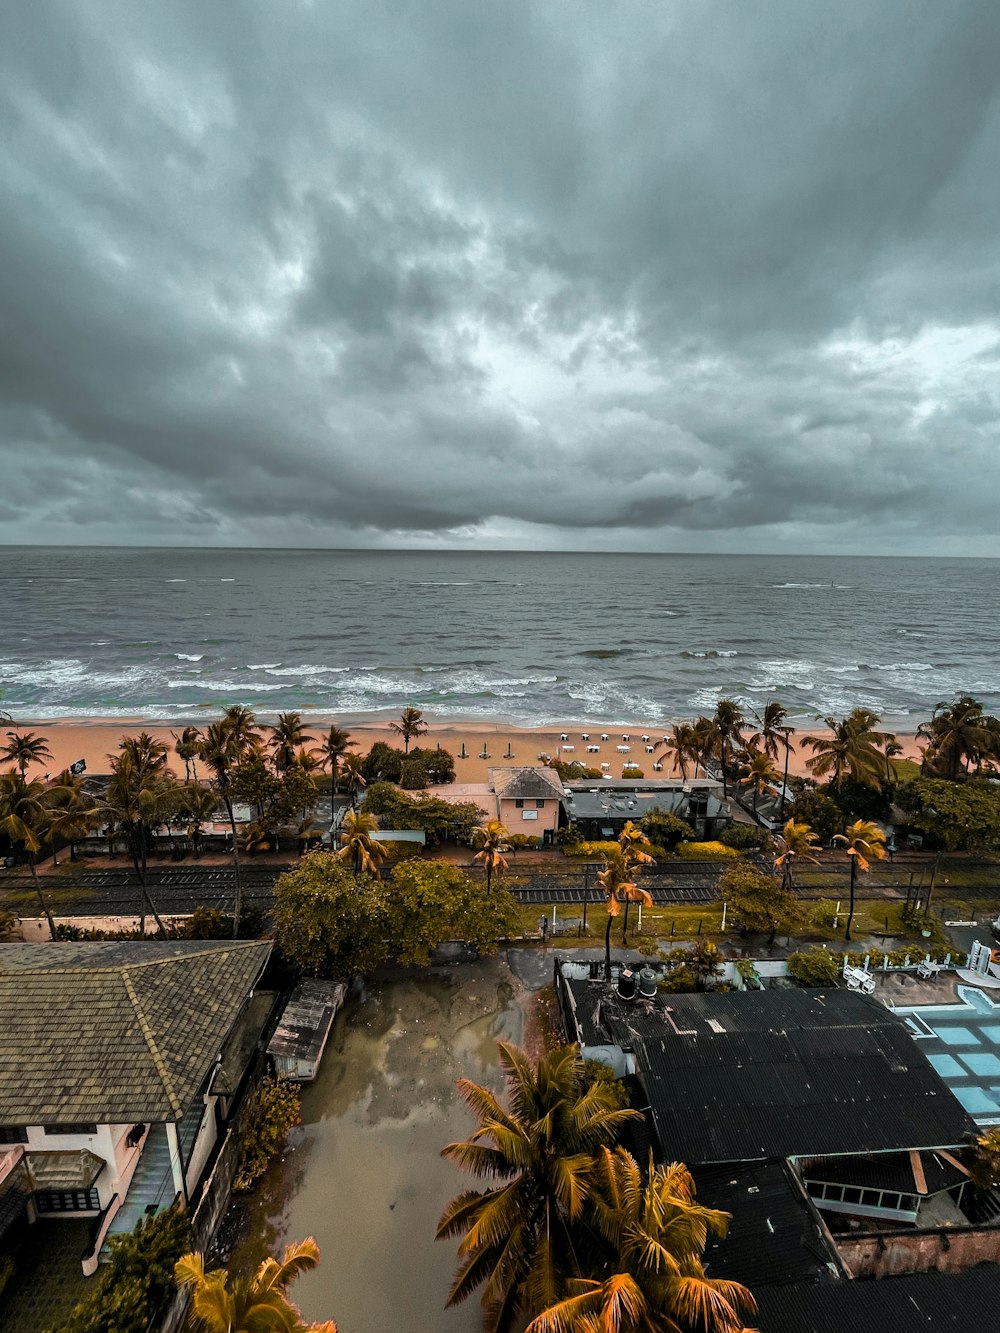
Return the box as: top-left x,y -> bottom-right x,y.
897,777 -> 1000,852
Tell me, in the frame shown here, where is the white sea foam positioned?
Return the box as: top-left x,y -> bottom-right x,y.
174,653 -> 204,662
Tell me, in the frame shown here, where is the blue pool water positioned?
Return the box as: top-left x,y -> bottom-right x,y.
900,988 -> 1000,1125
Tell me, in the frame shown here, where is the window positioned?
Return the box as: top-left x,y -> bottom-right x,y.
0,1126 -> 28,1144
515,799 -> 524,809
43,1124 -> 98,1137
842,1187 -> 862,1205
35,1188 -> 100,1213
535,799 -> 545,808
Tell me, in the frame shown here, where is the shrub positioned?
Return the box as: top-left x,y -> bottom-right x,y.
787,950 -> 840,986
789,789 -> 844,845
53,1205 -> 191,1333
718,822 -> 770,851
639,809 -> 693,852
583,1060 -> 632,1109
809,899 -> 840,929
506,834 -> 541,849
676,840 -> 741,860
562,840 -> 620,859
658,965 -> 698,993
621,765 -> 645,779
234,1076 -> 302,1192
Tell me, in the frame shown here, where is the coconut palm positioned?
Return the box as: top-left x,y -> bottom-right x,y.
437,1042 -> 640,1333
45,767 -> 97,865
882,737 -> 904,783
340,751 -> 367,810
337,809 -> 386,877
689,716 -> 717,778
654,724 -> 697,780
315,725 -> 355,818
1,730 -> 53,778
526,1147 -> 755,1333
711,700 -> 745,798
0,770 -> 66,938
171,726 -> 203,782
197,719 -> 246,935
833,819 -> 887,942
618,821 -> 654,945
389,706 -> 428,755
221,704 -> 261,754
268,712 -> 315,776
749,700 -> 794,819
802,708 -> 894,790
176,784 -> 219,859
773,819 -> 821,892
175,1236 -> 338,1332
597,846 -> 653,979
917,696 -> 997,779
473,819 -> 510,893
738,748 -> 780,821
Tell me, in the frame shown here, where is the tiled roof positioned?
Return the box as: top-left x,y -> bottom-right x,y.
489,767 -> 565,801
756,1268 -> 1000,1332
630,990 -> 975,1164
0,941 -> 271,1125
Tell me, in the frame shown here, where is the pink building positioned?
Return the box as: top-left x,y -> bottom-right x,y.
426,766 -> 565,838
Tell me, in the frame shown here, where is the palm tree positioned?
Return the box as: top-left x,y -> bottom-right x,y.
437,1042 -> 639,1333
750,700 -> 794,819
526,1147 -> 755,1333
473,819 -> 510,893
617,821 -> 654,945
337,809 -> 386,877
833,819 -> 887,942
689,715 -> 717,778
773,819 -> 821,892
340,751 -> 367,810
315,725 -> 355,818
597,847 -> 652,979
738,748 -> 780,821
883,737 -> 904,783
389,706 -> 428,755
654,723 -> 698,779
45,767 -> 96,865
222,704 -> 261,753
268,712 -> 315,776
917,696 -> 995,779
176,784 -> 218,859
175,1236 -> 338,1332
0,771 -> 66,938
197,720 -> 246,935
97,745 -> 182,937
1,730 -> 53,778
802,708 -> 894,789
171,726 -> 203,782
711,700 -> 745,798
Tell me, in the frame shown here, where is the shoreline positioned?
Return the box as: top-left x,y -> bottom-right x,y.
6,712 -> 925,784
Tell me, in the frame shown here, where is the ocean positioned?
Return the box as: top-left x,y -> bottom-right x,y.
2,547 -> 999,729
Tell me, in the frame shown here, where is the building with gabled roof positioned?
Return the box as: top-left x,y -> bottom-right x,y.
0,940 -> 275,1273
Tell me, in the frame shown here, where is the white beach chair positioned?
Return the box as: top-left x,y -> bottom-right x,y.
652,762 -> 663,772
559,733 -> 569,741
600,762 -> 611,772
641,735 -> 651,743
581,733 -> 590,740
616,744 -> 631,754
645,745 -> 655,753
601,733 -> 609,741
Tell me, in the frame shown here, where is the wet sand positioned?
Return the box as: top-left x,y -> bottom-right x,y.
229,958 -> 526,1332
11,714 -> 924,784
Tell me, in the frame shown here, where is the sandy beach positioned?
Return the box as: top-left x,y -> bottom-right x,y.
9,714 -> 925,785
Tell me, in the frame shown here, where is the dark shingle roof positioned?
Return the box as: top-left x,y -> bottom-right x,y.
631,990 -> 974,1164
756,1269 -> 1000,1332
0,941 -> 271,1124
695,1161 -> 839,1288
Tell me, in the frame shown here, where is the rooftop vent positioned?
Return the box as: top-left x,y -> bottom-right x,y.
617,968 -> 636,1002
637,966 -> 657,999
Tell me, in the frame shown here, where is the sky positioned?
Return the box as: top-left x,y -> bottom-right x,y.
1,1 -> 999,554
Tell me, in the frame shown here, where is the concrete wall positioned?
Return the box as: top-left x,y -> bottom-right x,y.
840,1226 -> 1000,1278
499,795 -> 561,833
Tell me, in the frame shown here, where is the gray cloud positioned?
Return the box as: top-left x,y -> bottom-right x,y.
1,0 -> 999,551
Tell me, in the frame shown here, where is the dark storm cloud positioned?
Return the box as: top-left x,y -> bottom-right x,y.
1,0 -> 999,551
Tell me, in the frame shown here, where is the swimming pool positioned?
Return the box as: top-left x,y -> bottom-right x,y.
895,985 -> 1000,1125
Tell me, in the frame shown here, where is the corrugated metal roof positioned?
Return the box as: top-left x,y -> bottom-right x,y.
756,1268 -> 1000,1332
630,990 -> 974,1164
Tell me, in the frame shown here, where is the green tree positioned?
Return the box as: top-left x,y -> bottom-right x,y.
362,781 -> 484,844
43,766 -> 97,866
273,852 -> 389,976
0,729 -> 53,778
802,708 -> 894,789
737,748 -> 780,819
970,1127 -> 1000,1190
653,723 -> 698,779
473,819 -> 510,893
340,751 -> 368,809
897,777 -> 1000,852
198,718 -> 249,934
389,706 -> 429,754
175,1237 -> 338,1332
337,808 -> 386,877
597,847 -> 652,979
171,725 -> 202,782
710,700 -> 746,797
55,1206 -> 192,1333
833,819 -> 887,942
234,1076 -> 302,1191
773,818 -> 821,891
718,862 -> 801,946
386,860 -> 519,965
917,695 -> 1000,780
437,1043 -> 639,1333
638,808 -> 694,852
787,950 -> 840,986
526,1147 -> 754,1333
789,787 -> 844,845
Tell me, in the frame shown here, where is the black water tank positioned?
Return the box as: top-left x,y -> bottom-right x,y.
617,968 -> 636,1002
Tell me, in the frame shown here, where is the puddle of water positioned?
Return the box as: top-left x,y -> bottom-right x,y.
231,959 -> 524,1333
